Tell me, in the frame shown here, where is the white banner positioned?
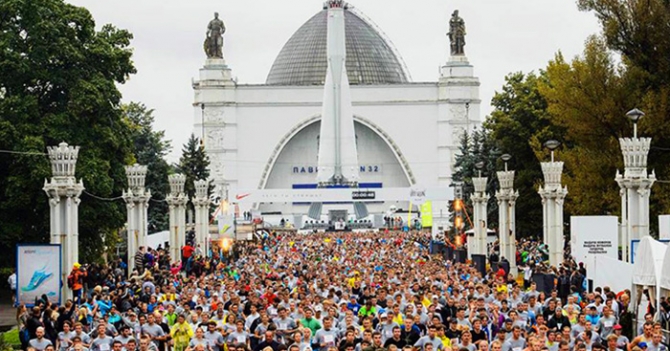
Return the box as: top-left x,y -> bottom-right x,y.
217,214 -> 235,239
230,187 -> 453,204
17,244 -> 61,306
571,216 -> 619,275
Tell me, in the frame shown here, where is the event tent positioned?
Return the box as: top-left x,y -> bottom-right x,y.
660,241 -> 670,294
632,236 -> 667,318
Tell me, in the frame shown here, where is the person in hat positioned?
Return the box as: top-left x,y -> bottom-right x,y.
68,263 -> 87,304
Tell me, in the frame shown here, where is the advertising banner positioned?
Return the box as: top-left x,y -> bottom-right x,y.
570,216 -> 618,277
217,214 -> 236,239
16,244 -> 61,306
421,201 -> 433,227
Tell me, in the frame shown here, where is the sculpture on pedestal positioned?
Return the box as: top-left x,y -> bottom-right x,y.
43,142 -> 84,302
166,174 -> 188,263
448,10 -> 466,56
615,108 -> 655,262
122,164 -> 150,274
204,12 -> 225,59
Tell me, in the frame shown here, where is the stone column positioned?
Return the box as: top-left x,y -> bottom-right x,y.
496,170 -> 519,274
122,164 -> 150,274
615,137 -> 655,262
471,177 -> 489,256
43,142 -> 84,301
193,179 -> 210,256
166,174 -> 187,263
539,162 -> 568,267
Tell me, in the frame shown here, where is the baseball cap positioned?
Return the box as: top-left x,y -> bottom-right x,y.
639,342 -> 648,349
613,324 -> 622,330
380,313 -> 388,318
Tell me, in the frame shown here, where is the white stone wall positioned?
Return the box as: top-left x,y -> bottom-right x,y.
193,60 -> 481,218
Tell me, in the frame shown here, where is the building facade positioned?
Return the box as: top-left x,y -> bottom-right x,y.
192,3 -> 481,221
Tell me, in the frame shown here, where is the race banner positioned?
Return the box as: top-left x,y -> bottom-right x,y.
17,244 -> 61,306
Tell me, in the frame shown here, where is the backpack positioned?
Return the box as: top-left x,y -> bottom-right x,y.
67,273 -> 75,288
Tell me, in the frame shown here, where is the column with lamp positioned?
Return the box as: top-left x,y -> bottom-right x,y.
452,181 -> 464,246
538,140 -> 568,267
166,174 -> 187,264
471,161 -> 489,257
122,164 -> 150,274
43,142 -> 85,301
496,154 -> 519,274
193,179 -> 210,256
615,108 -> 655,262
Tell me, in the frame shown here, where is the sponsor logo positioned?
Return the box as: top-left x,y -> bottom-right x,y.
235,193 -> 251,200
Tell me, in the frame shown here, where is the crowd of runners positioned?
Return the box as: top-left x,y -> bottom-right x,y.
14,231 -> 670,351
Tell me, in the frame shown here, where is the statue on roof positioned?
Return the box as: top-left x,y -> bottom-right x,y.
448,10 -> 466,56
204,12 -> 225,59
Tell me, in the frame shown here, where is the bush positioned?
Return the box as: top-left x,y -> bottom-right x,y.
0,329 -> 19,351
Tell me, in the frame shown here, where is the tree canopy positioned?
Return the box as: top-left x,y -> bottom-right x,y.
123,102 -> 172,233
0,0 -> 136,264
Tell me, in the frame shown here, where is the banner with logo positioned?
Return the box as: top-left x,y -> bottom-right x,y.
217,214 -> 236,239
17,244 -> 61,306
421,201 -> 433,227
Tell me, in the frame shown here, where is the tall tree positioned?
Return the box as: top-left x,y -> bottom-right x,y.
485,72 -> 564,238
451,129 -> 501,230
576,0 -> 670,223
178,134 -> 211,217
0,0 -> 136,265
123,102 -> 172,233
538,37 -> 640,217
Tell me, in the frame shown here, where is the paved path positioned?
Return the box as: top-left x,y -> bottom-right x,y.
0,303 -> 14,328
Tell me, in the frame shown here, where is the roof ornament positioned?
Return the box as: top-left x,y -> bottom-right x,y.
324,0 -> 348,10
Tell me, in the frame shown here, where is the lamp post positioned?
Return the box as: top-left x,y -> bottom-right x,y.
616,108 -> 655,262
166,174 -> 187,263
471,161 -> 488,257
122,164 -> 150,274
43,142 -> 84,301
496,154 -> 519,275
193,179 -> 211,256
538,140 -> 567,267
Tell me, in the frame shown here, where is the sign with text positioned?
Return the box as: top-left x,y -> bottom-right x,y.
16,244 -> 61,306
351,190 -> 376,200
570,216 -> 618,277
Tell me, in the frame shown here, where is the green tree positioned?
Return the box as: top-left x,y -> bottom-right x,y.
538,37 -> 639,217
0,0 -> 136,265
485,72 -> 564,238
576,0 -> 670,225
178,134 -> 212,216
123,102 -> 172,233
451,129 -> 501,230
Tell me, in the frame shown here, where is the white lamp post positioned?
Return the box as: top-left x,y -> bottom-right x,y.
538,140 -> 567,267
616,108 -> 655,262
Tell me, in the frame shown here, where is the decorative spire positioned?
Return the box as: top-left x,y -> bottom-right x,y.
47,142 -> 80,178
324,0 -> 347,9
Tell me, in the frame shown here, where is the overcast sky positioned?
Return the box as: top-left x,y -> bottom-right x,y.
66,0 -> 601,162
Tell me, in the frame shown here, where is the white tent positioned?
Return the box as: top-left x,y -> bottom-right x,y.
632,236 -> 667,320
660,242 -> 670,293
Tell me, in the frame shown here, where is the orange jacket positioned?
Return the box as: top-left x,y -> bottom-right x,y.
71,268 -> 87,290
